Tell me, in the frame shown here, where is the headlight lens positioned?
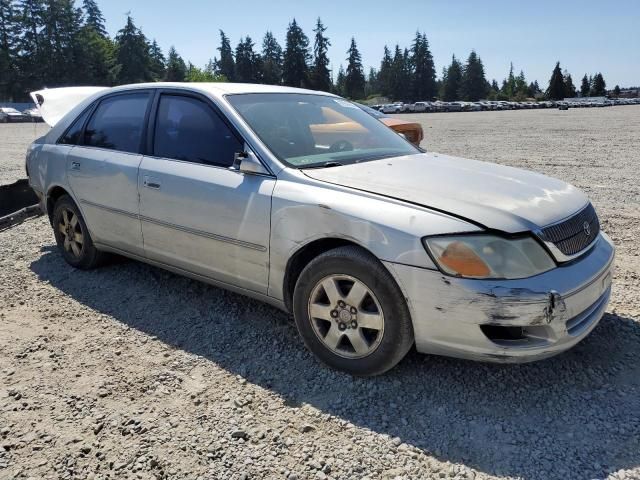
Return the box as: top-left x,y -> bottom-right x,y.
423,235 -> 555,279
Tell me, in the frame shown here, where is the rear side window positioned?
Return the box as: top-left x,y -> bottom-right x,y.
59,108 -> 91,145
153,94 -> 242,167
84,93 -> 150,153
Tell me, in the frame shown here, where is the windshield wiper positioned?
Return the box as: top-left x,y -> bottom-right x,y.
301,161 -> 344,169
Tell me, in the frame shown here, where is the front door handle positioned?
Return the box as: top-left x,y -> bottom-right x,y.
143,175 -> 161,190
70,161 -> 81,170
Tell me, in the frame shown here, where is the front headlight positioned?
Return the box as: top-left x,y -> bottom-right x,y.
423,234 -> 555,279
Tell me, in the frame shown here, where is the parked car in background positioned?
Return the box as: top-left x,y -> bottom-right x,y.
23,108 -> 44,122
381,104 -> 400,114
445,102 -> 463,112
358,104 -> 424,147
0,107 -> 30,123
27,82 -> 614,375
412,101 -> 428,113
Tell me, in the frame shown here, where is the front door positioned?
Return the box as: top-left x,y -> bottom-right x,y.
138,92 -> 274,294
67,91 -> 151,256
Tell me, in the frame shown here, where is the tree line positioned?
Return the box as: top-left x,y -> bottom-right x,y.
0,0 -> 615,103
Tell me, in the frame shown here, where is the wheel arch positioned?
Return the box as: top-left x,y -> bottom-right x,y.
46,184 -> 73,221
282,237 -> 378,312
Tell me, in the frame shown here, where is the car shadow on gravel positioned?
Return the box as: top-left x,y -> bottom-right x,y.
30,248 -> 640,480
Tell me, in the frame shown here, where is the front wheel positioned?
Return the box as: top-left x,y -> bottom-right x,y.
293,246 -> 414,376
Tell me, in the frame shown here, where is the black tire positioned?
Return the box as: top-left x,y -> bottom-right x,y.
52,195 -> 103,269
293,246 -> 414,376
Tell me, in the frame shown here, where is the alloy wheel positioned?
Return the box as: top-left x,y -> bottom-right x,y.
58,208 -> 84,258
307,274 -> 385,359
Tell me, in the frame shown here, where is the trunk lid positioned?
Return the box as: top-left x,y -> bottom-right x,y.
30,86 -> 108,127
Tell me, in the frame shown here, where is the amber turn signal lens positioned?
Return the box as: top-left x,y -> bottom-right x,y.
439,241 -> 491,277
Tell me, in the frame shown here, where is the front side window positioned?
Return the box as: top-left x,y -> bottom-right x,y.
153,94 -> 242,167
227,93 -> 420,168
84,93 -> 150,153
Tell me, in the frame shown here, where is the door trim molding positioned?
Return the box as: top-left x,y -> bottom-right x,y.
140,215 -> 267,252
80,198 -> 139,220
80,198 -> 267,252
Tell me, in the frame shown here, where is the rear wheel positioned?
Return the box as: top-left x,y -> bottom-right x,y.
293,246 -> 414,376
52,195 -> 103,269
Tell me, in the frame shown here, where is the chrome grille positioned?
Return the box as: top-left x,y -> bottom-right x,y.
540,203 -> 600,256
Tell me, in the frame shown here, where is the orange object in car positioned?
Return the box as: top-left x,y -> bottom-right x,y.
357,104 -> 424,147
379,117 -> 424,147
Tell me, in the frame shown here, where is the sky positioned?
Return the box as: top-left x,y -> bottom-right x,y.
97,0 -> 640,88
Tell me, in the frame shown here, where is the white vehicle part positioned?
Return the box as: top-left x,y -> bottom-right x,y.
30,86 -> 108,127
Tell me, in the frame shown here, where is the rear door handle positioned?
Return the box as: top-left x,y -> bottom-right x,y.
143,175 -> 161,189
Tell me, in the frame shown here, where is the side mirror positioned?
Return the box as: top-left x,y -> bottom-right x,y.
232,150 -> 270,176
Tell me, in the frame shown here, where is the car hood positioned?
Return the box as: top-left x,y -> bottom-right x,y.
302,152 -> 588,233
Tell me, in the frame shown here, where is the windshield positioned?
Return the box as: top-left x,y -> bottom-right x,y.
357,103 -> 387,119
227,93 -> 419,168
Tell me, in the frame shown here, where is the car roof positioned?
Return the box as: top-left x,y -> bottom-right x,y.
108,82 -> 333,99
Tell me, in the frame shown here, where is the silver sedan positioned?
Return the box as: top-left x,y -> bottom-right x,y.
26,83 -> 614,375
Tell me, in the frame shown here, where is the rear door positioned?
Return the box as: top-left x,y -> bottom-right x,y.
66,91 -> 151,256
138,91 -> 275,294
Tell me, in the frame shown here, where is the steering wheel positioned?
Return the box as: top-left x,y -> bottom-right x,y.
329,140 -> 354,153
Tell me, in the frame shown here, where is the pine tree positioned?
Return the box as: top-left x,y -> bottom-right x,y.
388,45 -> 409,101
545,62 -> 565,100
378,46 -> 393,97
335,64 -> 346,96
261,31 -> 282,85
460,50 -> 487,101
282,18 -> 310,88
442,55 -> 462,101
309,18 -> 331,92
165,46 -> 186,81
563,71 -> 576,97
235,36 -> 261,83
528,80 -> 540,97
0,0 -> 20,100
149,40 -> 166,81
40,0 -> 82,86
491,79 -> 499,92
514,69 -> 528,99
344,37 -> 365,99
409,32 -> 436,101
503,62 -> 516,98
16,0 -> 46,93
82,0 -> 106,36
216,30 -> 235,81
613,85 -> 621,97
579,74 -> 590,97
590,73 -> 606,96
73,24 -> 117,85
365,67 -> 379,97
115,16 -> 152,84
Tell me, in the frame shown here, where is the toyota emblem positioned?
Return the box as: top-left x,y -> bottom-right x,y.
583,221 -> 591,236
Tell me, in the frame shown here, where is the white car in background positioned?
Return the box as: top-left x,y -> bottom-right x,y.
0,107 -> 29,123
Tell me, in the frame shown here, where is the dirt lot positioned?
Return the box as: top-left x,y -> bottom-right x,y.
0,123 -> 49,186
1,107 -> 639,480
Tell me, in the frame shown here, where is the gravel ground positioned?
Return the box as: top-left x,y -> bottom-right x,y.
0,123 -> 49,186
1,107 -> 639,480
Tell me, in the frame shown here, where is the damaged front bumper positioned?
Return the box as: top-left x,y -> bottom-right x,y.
384,232 -> 615,363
